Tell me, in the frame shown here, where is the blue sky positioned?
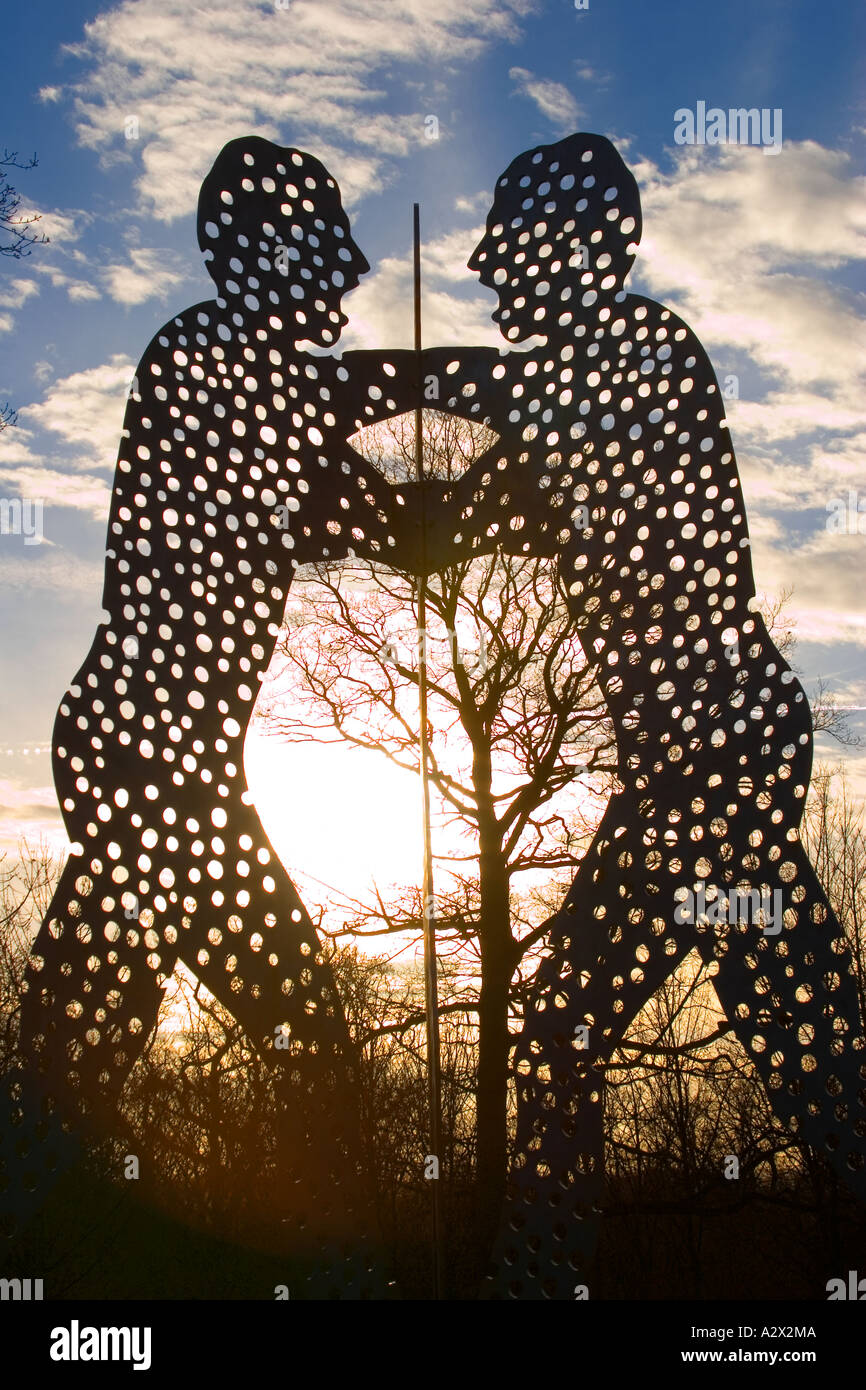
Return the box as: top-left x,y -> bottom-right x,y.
0,0 -> 864,855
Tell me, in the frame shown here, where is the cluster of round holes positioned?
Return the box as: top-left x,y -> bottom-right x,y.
392,132 -> 866,1299
7,136 -> 422,1296
6,131 -> 864,1302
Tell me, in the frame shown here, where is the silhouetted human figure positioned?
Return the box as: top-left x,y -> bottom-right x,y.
6,130 -> 862,1305
412,132 -> 865,1297
3,137 -> 415,1296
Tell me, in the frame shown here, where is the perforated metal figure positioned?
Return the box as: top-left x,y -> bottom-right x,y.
411,132 -> 865,1297
4,131 -> 863,1304
3,137 -> 417,1295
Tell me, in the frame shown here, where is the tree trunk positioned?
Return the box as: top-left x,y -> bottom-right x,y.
473,749 -> 513,1280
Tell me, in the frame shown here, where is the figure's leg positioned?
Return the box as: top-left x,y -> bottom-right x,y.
4,824 -> 386,1295
20,856 -> 173,1112
683,639 -> 866,1198
1,850 -> 170,1240
172,800 -> 388,1297
698,837 -> 866,1199
176,804 -> 350,1069
0,631 -> 179,1240
485,796 -> 694,1299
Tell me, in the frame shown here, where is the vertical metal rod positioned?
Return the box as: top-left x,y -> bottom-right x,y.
413,202 -> 444,1300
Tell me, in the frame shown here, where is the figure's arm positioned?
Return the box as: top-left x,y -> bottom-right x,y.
338,345 -> 516,429
419,346 -> 512,428
333,349 -> 417,430
330,344 -> 537,570
422,343 -> 598,564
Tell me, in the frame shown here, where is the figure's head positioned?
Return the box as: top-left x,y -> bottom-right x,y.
468,133 -> 641,342
198,136 -> 369,346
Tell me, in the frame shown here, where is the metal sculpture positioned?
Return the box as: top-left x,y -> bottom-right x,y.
1,137 -> 421,1296
401,132 -> 866,1297
2,131 -> 863,1302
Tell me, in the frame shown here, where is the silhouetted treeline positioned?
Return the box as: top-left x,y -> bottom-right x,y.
1,764 -> 864,1298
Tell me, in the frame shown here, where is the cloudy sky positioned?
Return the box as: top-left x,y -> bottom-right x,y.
0,0 -> 864,869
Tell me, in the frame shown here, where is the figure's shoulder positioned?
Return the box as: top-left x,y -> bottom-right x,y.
337,347 -> 415,371
422,344 -> 508,375
327,347 -> 415,394
616,293 -> 715,373
614,294 -> 730,436
139,300 -> 219,357
120,302 -> 222,453
130,300 -> 222,390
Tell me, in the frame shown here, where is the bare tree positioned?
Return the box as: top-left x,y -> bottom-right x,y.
257,410 -> 617,1260
801,764 -> 866,1030
2,749 -> 862,1297
0,151 -> 47,261
0,839 -> 61,1073
0,149 -> 48,432
760,585 -> 860,746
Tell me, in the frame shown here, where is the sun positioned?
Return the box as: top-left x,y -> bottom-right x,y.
244,724 -> 425,930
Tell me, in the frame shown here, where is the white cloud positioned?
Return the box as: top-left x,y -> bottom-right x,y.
67,280 -> 103,303
35,207 -> 88,244
0,278 -> 40,334
0,772 -> 65,856
0,462 -> 111,519
0,548 -> 104,595
0,429 -> 40,469
341,225 -> 501,350
0,208 -> 101,323
343,273 -> 499,352
747,522 -> 866,649
732,432 -> 866,516
99,245 -> 189,305
60,0 -> 532,219
22,354 -> 135,467
0,205 -> 93,328
455,190 -> 491,217
632,142 -> 866,406
420,223 -> 487,282
626,139 -> 866,653
724,390 -> 865,447
33,262 -> 102,302
0,405 -> 114,520
509,66 -> 582,132
0,279 -> 39,311
23,219 -> 186,306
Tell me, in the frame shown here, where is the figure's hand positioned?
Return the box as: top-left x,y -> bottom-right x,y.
364,478 -> 465,577
337,349 -> 418,427
420,478 -> 466,573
